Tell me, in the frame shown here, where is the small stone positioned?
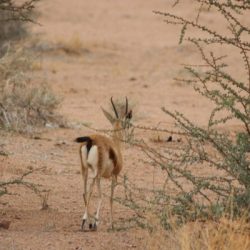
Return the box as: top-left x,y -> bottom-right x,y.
14,215 -> 21,220
0,220 -> 11,229
166,136 -> 173,142
129,77 -> 137,81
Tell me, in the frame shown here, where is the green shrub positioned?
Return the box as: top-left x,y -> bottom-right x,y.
116,1 -> 250,231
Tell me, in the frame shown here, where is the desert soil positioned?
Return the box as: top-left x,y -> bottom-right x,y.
0,0 -> 247,249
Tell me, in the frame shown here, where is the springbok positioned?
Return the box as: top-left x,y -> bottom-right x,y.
75,97 -> 132,231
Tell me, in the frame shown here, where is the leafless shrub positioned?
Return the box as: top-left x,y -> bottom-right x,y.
0,15 -> 27,45
0,0 -> 39,46
0,0 -> 38,22
0,45 -> 62,133
0,167 -> 51,210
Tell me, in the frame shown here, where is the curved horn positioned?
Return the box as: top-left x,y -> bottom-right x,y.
111,97 -> 119,118
125,96 -> 128,115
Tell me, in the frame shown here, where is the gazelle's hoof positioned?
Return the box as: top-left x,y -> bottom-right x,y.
89,222 -> 97,231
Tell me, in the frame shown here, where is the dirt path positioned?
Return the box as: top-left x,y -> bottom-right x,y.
0,0 -> 246,249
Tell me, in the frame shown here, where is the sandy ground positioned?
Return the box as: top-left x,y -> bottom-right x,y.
0,0 -> 248,249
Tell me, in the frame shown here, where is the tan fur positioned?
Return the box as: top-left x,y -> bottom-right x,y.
79,133 -> 122,179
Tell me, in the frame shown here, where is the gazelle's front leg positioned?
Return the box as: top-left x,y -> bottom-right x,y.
110,175 -> 117,230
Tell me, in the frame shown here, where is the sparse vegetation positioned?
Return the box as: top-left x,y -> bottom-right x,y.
0,45 -> 61,133
0,167 -> 50,210
112,0 -> 250,240
0,0 -> 62,133
57,34 -> 86,55
0,0 -> 38,44
143,213 -> 250,250
0,0 -> 38,22
1,0 -> 249,249
154,0 -> 250,220
0,0 -> 52,217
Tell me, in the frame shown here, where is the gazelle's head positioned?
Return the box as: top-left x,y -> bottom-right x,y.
101,97 -> 132,133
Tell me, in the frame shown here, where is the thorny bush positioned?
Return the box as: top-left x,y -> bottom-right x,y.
114,0 -> 250,231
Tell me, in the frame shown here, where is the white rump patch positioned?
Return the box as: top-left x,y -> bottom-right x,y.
87,145 -> 98,178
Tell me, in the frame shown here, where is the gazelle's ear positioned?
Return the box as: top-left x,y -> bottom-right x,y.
101,107 -> 115,124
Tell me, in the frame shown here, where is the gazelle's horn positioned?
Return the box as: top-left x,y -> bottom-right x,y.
111,97 -> 119,118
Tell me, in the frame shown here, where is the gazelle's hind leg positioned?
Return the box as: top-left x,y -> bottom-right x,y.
90,177 -> 102,231
80,146 -> 88,230
82,176 -> 95,231
80,144 -> 98,231
81,168 -> 88,230
110,175 -> 117,230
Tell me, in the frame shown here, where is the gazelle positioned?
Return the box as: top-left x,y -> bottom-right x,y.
75,97 -> 132,231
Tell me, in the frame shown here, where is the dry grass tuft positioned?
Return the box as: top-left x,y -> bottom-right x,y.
0,44 -> 62,133
178,217 -> 250,250
57,34 -> 87,55
143,215 -> 250,250
40,190 -> 50,210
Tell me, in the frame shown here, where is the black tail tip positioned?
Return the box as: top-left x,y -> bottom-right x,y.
74,136 -> 90,143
